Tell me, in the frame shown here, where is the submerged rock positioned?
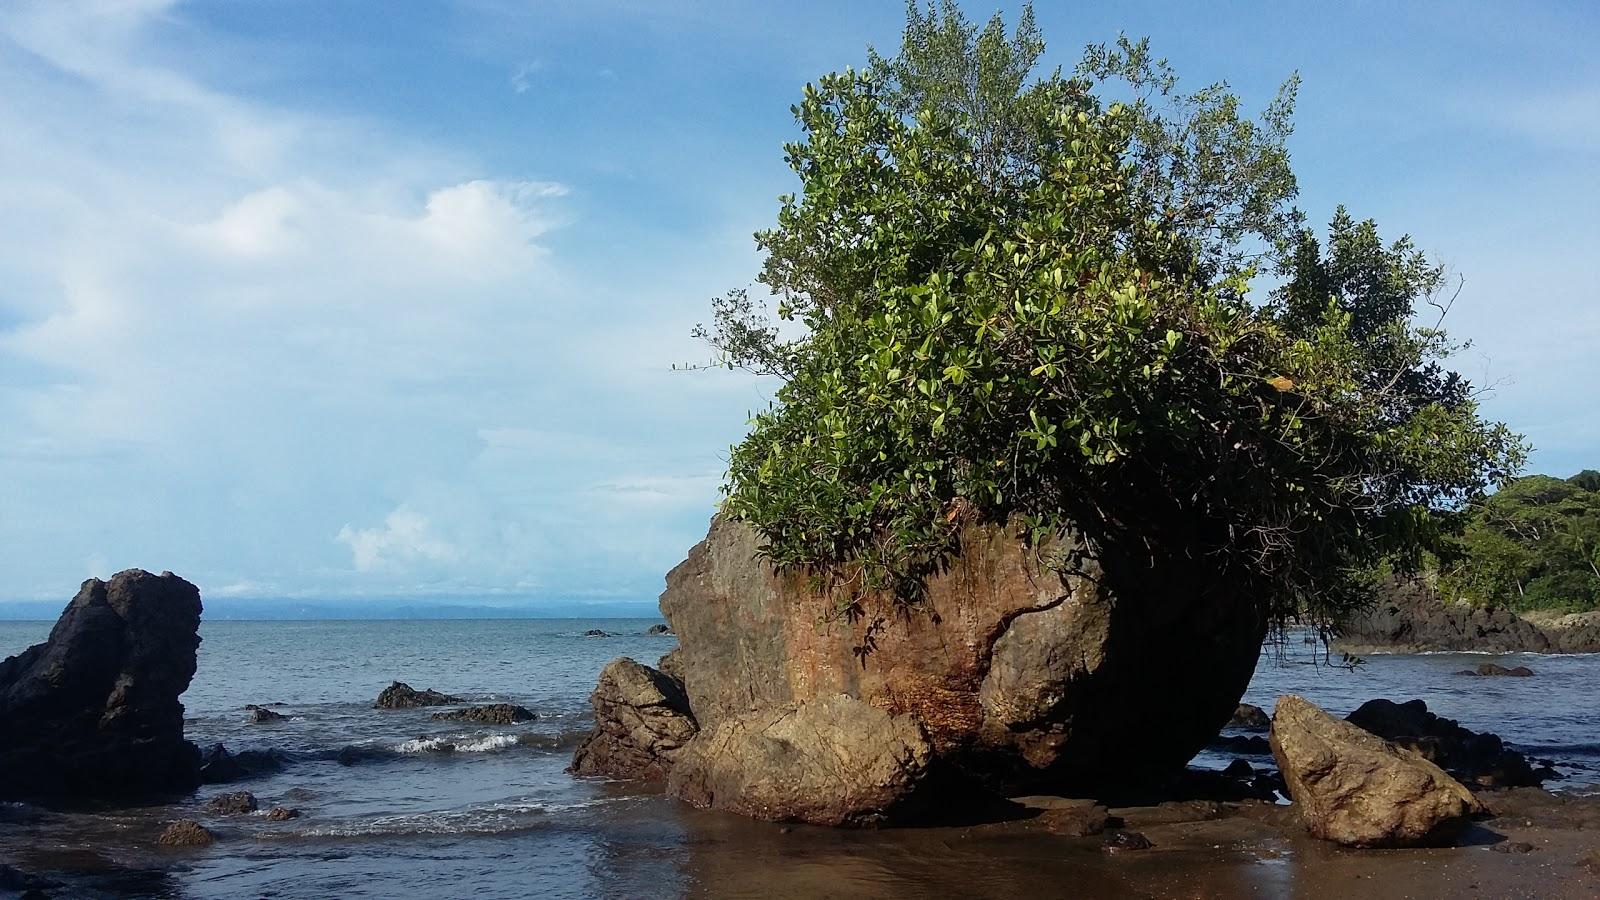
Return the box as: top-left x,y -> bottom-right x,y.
198,743 -> 286,784
666,694 -> 934,826
583,629 -> 613,638
246,704 -> 288,723
572,657 -> 698,780
430,703 -> 536,725
374,682 -> 462,709
646,624 -> 674,635
158,820 -> 215,847
0,570 -> 202,803
658,516 -> 1265,789
264,806 -> 300,821
1271,695 -> 1482,847
1459,663 -> 1534,677
206,790 -> 259,815
1345,698 -> 1551,788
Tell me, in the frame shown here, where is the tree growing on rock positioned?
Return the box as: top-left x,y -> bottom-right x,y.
698,1 -> 1524,629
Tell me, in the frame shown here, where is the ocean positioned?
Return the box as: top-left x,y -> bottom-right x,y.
1,619 -> 1597,899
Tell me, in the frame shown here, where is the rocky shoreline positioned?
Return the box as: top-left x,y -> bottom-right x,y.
1336,580 -> 1600,655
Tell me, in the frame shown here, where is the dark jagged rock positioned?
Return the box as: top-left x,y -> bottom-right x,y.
583,629 -> 613,637
1345,698 -> 1553,788
429,703 -> 536,724
1211,735 -> 1272,755
1102,830 -> 1153,852
0,864 -> 61,895
646,624 -> 674,635
198,743 -> 286,784
0,570 -> 202,803
1223,758 -> 1255,778
1337,578 -> 1600,653
246,704 -> 288,723
264,806 -> 300,821
205,790 -> 259,814
374,682 -> 462,709
1228,703 -> 1270,732
1272,695 -> 1482,847
157,819 -> 214,847
572,657 -> 698,780
658,516 -> 1266,791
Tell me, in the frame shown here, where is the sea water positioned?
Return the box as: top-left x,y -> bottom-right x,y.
0,619 -> 1595,898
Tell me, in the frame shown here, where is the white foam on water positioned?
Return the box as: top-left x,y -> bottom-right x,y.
395,733 -> 522,754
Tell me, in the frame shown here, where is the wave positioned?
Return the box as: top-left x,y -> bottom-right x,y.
397,734 -> 522,754
288,798 -> 623,839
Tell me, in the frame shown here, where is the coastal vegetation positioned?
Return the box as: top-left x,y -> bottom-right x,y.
698,1 -> 1524,627
1438,471 -> 1600,612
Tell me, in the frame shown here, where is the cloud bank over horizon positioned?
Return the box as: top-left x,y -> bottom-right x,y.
0,0 -> 1595,605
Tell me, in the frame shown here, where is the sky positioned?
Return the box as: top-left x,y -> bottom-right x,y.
0,0 -> 1596,610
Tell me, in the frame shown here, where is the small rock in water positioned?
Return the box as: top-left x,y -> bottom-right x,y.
584,629 -> 612,637
1102,830 -> 1152,852
430,703 -> 536,724
206,791 -> 259,815
1478,663 -> 1534,677
1229,703 -> 1271,732
158,820 -> 215,847
1211,735 -> 1271,754
647,624 -> 674,635
264,807 -> 300,821
245,704 -> 287,723
1345,698 -> 1548,788
1223,758 -> 1255,778
374,681 -> 463,709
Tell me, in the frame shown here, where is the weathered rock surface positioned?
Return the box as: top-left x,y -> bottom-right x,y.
430,703 -> 536,724
1229,703 -> 1270,731
1337,579 -> 1600,654
158,820 -> 214,847
1271,695 -> 1482,847
374,682 -> 461,709
571,657 -> 698,780
1345,698 -> 1552,788
0,570 -> 202,803
264,806 -> 300,821
658,516 -> 1265,788
206,790 -> 259,815
666,694 -> 934,826
1013,796 -> 1109,836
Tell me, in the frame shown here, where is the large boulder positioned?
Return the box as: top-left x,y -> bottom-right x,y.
1270,695 -> 1483,847
0,570 -> 202,803
657,517 -> 1266,788
1345,698 -> 1551,788
666,693 -> 934,826
571,657 -> 698,780
373,682 -> 461,709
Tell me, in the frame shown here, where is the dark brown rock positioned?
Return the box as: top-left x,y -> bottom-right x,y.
583,629 -> 612,637
571,657 -> 698,780
245,704 -> 288,723
1019,797 -> 1109,836
264,806 -> 300,821
1102,830 -> 1153,852
1337,578 -> 1600,654
1223,758 -> 1255,778
1271,695 -> 1483,847
0,570 -> 202,803
206,790 -> 258,815
198,743 -> 286,784
374,682 -> 462,709
1228,703 -> 1270,731
1469,663 -> 1534,677
647,624 -> 673,635
158,820 -> 214,847
666,693 -> 934,826
429,703 -> 536,724
1345,698 -> 1550,788
658,516 -> 1265,787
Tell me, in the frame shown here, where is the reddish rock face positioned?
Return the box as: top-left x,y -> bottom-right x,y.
658,517 -> 1267,789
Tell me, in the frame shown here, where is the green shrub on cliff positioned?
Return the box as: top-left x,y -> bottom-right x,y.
699,2 -> 1525,625
1440,473 -> 1600,613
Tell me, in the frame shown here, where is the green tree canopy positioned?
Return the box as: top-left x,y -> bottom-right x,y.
699,1 -> 1525,626
1440,473 -> 1600,612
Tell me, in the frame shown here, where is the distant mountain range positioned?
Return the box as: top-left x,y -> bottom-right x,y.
0,597 -> 663,621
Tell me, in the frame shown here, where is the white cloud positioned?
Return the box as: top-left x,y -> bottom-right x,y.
337,506 -> 460,573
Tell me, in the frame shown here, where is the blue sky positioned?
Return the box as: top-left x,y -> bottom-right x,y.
1,0 -> 1595,607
